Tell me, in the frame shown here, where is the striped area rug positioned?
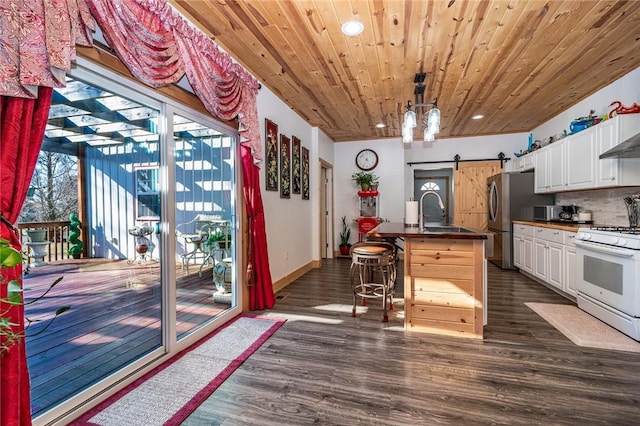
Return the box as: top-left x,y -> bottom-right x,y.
526,302 -> 640,353
72,314 -> 285,426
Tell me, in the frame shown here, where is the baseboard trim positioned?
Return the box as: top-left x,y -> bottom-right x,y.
272,261 -> 315,293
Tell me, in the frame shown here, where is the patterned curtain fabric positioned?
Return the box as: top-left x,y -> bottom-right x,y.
0,87 -> 54,426
0,0 -> 94,98
86,0 -> 263,162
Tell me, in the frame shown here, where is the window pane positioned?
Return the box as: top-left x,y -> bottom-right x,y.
174,113 -> 236,340
22,75 -> 163,416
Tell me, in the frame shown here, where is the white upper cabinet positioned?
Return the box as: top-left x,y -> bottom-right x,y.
548,140 -> 566,192
533,114 -> 640,193
512,152 -> 535,172
565,126 -> 597,190
534,146 -> 550,193
596,114 -> 640,188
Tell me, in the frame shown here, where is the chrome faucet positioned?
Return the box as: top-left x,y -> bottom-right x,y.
419,190 -> 445,229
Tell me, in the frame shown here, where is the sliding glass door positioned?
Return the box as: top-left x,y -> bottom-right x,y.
172,112 -> 237,340
22,62 -> 239,423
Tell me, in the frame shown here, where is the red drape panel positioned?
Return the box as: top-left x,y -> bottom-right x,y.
241,145 -> 275,311
0,87 -> 53,426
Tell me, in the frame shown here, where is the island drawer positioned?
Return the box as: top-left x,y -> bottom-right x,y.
408,317 -> 477,336
410,239 -> 474,251
410,263 -> 474,279
413,277 -> 474,295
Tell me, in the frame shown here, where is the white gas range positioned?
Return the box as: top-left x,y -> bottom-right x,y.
575,226 -> 640,341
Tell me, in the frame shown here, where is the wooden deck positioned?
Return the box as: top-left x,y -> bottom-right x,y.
23,258 -> 231,416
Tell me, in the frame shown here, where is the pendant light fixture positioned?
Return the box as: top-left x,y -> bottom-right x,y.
401,73 -> 441,143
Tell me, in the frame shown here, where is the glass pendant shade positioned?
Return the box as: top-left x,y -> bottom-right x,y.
402,124 -> 414,143
403,109 -> 417,128
423,128 -> 435,142
427,107 -> 441,132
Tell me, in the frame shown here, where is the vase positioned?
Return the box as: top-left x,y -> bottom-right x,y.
27,229 -> 47,242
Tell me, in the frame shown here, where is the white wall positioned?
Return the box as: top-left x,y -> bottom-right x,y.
333,133 -> 524,243
532,67 -> 640,141
257,87 -> 317,282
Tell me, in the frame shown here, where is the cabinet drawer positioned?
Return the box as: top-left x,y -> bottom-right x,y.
413,277 -> 474,295
408,317 -> 477,336
410,263 -> 475,280
410,249 -> 474,266
534,226 -> 563,243
513,224 -> 534,237
564,231 -> 577,247
410,239 -> 473,251
410,304 -> 474,323
412,290 -> 475,308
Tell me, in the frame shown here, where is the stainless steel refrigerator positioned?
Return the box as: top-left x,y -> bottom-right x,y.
487,172 -> 554,269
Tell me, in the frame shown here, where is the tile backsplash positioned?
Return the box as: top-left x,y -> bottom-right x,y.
556,187 -> 640,226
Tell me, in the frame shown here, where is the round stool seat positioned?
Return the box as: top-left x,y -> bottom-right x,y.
351,244 -> 392,256
349,242 -> 397,322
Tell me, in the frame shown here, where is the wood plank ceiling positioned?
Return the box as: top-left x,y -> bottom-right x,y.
169,0 -> 640,142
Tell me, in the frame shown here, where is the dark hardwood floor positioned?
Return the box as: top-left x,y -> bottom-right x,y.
184,258 -> 640,425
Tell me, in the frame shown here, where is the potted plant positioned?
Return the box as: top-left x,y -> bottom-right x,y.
339,216 -> 351,256
68,213 -> 83,259
351,171 -> 378,191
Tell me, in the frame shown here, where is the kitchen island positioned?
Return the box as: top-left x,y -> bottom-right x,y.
368,222 -> 488,339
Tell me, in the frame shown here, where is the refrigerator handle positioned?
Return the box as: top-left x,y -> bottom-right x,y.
488,181 -> 498,222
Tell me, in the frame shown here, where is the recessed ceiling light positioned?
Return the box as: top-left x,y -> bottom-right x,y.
375,122 -> 386,128
472,114 -> 484,120
341,20 -> 364,36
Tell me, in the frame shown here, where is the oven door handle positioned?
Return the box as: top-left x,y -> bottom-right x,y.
574,240 -> 636,257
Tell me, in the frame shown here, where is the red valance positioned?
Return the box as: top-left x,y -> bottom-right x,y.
86,0 -> 262,162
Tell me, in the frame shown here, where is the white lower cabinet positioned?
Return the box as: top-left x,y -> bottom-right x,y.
514,224 -> 576,298
533,227 -> 563,288
513,224 -> 534,274
563,231 -> 577,297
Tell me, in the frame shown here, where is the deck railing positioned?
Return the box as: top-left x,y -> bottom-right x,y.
16,221 -> 73,263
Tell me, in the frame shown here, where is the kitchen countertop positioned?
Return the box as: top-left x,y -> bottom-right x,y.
368,222 -> 488,239
512,220 -> 586,232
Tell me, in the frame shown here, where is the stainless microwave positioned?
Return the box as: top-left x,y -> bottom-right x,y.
533,205 -> 563,221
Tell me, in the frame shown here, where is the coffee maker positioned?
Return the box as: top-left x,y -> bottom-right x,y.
559,205 -> 579,221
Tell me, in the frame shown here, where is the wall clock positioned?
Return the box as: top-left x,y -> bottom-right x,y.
355,149 -> 378,171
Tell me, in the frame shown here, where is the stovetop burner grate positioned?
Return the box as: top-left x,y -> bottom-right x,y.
591,226 -> 640,234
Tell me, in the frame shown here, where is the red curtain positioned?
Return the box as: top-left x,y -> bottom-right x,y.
0,87 -> 53,426
241,145 -> 275,310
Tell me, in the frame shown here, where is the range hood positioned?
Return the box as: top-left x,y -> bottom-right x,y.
600,132 -> 640,159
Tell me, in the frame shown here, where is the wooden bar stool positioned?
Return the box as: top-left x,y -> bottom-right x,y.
349,241 -> 397,322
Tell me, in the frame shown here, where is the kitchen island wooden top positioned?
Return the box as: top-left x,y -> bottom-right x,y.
368,222 -> 488,240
